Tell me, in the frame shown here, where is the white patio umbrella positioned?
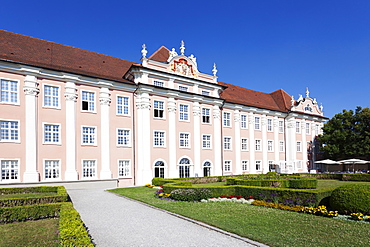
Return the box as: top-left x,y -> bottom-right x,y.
315,159 -> 339,172
338,158 -> 369,173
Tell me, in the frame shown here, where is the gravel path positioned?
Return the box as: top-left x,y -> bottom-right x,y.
67,188 -> 267,247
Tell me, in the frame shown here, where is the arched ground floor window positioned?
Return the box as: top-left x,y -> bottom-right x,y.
154,160 -> 165,178
203,161 -> 211,177
179,158 -> 190,178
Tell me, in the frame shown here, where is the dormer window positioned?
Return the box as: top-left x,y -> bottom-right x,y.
179,86 -> 188,92
154,80 -> 164,87
202,90 -> 210,96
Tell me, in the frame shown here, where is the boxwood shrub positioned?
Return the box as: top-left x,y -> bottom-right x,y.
170,188 -> 212,201
330,184 -> 370,214
0,203 -> 61,223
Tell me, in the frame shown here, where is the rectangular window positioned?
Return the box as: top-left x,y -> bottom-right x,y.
154,131 -> 165,147
0,79 -> 18,104
297,160 -> 302,169
306,123 -> 310,135
82,91 -> 95,112
1,160 -> 18,180
297,141 -> 302,152
82,127 -> 96,145
223,112 -> 231,127
154,80 -> 164,87
154,100 -> 164,118
117,129 -> 130,146
44,160 -> 60,179
44,124 -> 60,144
0,120 -> 19,142
202,108 -> 210,123
179,86 -> 188,92
267,140 -> 273,152
179,133 -> 190,148
118,160 -> 131,177
255,139 -> 261,151
315,124 -> 319,135
179,165 -> 190,178
202,135 -> 211,149
242,161 -> 248,171
279,120 -> 284,133
255,117 -> 260,130
267,119 -> 273,132
224,161 -> 231,172
241,138 -> 248,151
179,104 -> 189,121
296,121 -> 301,133
279,141 -> 284,152
224,137 -> 231,150
201,90 -> 210,96
44,85 -> 59,108
256,161 -> 262,171
82,160 -> 96,178
241,115 -> 248,129
117,96 -> 129,115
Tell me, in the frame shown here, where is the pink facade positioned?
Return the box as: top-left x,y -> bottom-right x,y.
0,30 -> 327,186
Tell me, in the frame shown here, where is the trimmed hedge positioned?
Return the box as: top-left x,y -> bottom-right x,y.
0,203 -> 61,223
226,177 -> 317,189
0,186 -> 68,207
330,184 -> 370,214
59,202 -> 94,247
341,174 -> 370,182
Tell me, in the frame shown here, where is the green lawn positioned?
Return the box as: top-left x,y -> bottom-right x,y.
0,218 -> 59,247
110,186 -> 370,247
317,179 -> 370,189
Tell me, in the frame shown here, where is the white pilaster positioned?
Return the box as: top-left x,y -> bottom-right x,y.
136,90 -> 151,185
273,117 -> 280,170
248,112 -> 256,174
286,116 -> 296,173
23,75 -> 39,182
234,109 -> 241,174
213,105 -> 222,175
64,81 -> 78,180
99,87 -> 112,179
193,101 -> 201,176
261,115 -> 268,173
301,120 -> 308,172
168,97 -> 177,178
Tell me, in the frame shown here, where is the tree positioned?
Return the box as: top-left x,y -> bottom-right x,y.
318,107 -> 370,160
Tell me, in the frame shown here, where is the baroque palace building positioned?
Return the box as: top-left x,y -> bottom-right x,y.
0,30 -> 327,186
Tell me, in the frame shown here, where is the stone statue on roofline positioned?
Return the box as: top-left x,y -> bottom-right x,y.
167,48 -> 178,62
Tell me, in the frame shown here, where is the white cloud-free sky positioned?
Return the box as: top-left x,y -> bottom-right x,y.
2,0 -> 370,118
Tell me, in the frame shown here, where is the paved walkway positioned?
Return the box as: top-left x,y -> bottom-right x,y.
67,187 -> 268,247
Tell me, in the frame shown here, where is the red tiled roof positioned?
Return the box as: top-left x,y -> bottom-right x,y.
148,46 -> 170,62
0,30 -> 135,83
219,81 -> 291,112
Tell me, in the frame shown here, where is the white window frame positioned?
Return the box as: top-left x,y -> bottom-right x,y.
153,100 -> 165,119
81,126 -> 97,146
296,121 -> 301,133
81,90 -> 96,113
224,137 -> 232,150
267,140 -> 274,152
179,104 -> 189,121
179,85 -> 188,92
279,120 -> 284,133
267,119 -> 273,132
297,141 -> 302,152
255,139 -> 262,151
306,123 -> 310,135
153,131 -> 166,147
279,141 -> 284,152
117,95 -> 130,116
179,132 -> 190,148
0,159 -> 19,182
153,80 -> 164,87
43,84 -> 60,109
201,90 -> 210,96
242,160 -> 248,171
118,159 -> 131,178
240,115 -> 248,129
82,160 -> 97,179
43,123 -> 61,145
44,159 -> 61,180
201,108 -> 211,124
0,78 -> 19,105
224,161 -> 231,172
117,128 -> 131,147
297,160 -> 302,169
241,138 -> 248,151
254,117 -> 261,130
0,119 -> 20,143
223,112 -> 231,127
256,160 -> 262,171
202,134 -> 211,149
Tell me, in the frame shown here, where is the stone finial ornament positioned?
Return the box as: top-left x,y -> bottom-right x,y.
291,95 -> 295,106
305,87 -> 310,98
189,54 -> 197,66
168,48 -> 178,62
297,94 -> 303,102
320,103 -> 324,112
212,63 -> 218,77
141,44 -> 147,58
180,40 -> 185,55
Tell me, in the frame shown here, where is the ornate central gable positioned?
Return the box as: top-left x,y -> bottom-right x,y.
170,57 -> 197,77
291,88 -> 324,116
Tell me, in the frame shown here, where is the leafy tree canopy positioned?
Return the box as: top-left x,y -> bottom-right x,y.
318,106 -> 370,160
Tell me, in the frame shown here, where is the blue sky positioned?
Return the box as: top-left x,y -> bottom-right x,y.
2,0 -> 370,118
